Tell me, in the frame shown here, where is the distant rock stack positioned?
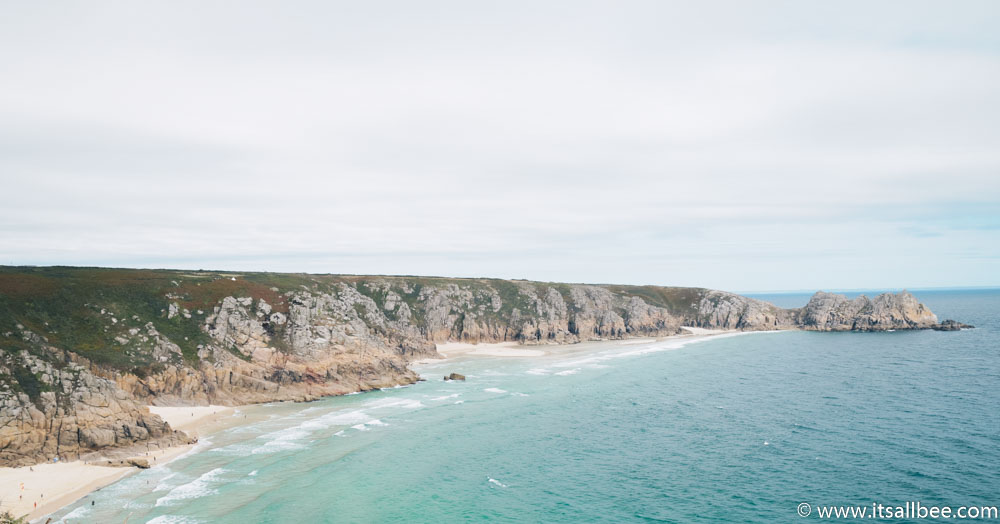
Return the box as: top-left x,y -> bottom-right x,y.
795,290 -> 942,331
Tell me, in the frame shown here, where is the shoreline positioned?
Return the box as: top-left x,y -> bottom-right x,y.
415,327 -> 737,365
12,329 -> 751,521
0,405 -> 240,522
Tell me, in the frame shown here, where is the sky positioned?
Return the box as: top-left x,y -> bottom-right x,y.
1,1 -> 999,292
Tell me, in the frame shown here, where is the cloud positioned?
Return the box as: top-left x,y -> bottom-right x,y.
0,0 -> 998,290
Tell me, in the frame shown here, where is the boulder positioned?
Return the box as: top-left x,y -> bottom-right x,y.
932,320 -> 975,331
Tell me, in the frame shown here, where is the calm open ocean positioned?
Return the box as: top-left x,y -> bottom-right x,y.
50,289 -> 999,523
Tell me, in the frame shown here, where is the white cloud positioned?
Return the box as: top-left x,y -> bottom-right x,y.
1,0 -> 998,290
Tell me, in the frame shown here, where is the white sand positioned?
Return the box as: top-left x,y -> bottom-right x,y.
0,405 -> 237,521
679,326 -> 728,335
423,330 -> 735,363
0,444 -> 193,521
148,405 -> 235,436
434,342 -> 546,358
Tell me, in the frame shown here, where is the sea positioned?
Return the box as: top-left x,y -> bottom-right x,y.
47,289 -> 999,523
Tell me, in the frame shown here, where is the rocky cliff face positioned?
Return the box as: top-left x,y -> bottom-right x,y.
794,290 -> 940,331
0,341 -> 192,466
0,267 -> 969,465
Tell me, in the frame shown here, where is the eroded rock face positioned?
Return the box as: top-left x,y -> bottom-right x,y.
0,349 -> 192,467
689,290 -> 791,330
796,291 -> 939,331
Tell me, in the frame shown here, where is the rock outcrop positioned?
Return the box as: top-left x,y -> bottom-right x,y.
0,346 -> 192,467
932,320 -> 974,331
794,290 -> 939,331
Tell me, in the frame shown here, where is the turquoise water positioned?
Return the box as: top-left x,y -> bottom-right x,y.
50,290 -> 999,523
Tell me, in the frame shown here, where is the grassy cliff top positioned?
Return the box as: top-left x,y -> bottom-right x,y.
0,265 -> 722,376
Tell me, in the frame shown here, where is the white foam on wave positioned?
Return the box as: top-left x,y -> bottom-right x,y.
147,516 -> 202,524
554,369 -> 580,376
249,470 -> 258,477
153,472 -> 181,492
364,397 -> 425,410
350,419 -> 388,432
483,388 -> 507,394
512,392 -> 529,397
125,499 -> 152,510
455,400 -> 464,404
209,441 -> 255,456
250,408 -> 371,454
155,467 -> 226,507
488,477 -> 508,488
552,331 -> 780,368
525,368 -> 550,375
60,505 -> 91,521
430,393 -> 460,401
251,425 -> 311,454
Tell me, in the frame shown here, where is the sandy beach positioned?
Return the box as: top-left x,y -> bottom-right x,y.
148,405 -> 236,436
418,328 -> 733,365
0,443 -> 193,521
434,341 -> 547,358
0,405 -> 237,522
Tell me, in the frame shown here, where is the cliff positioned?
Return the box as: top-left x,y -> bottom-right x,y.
0,267 -> 969,465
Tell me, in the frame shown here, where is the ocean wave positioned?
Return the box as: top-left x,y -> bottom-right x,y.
553,331 -> 777,368
208,442 -> 255,456
153,472 -> 182,493
488,477 -> 508,488
483,388 -> 507,394
554,369 -> 580,376
58,505 -> 90,521
249,408 -> 375,453
146,516 -> 202,524
251,425 -> 311,454
350,419 -> 388,432
155,467 -> 226,506
363,397 -> 425,410
430,393 -> 460,401
525,368 -> 550,375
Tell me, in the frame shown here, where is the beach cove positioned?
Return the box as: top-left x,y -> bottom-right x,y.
16,328 -> 734,521
22,290 -> 1000,522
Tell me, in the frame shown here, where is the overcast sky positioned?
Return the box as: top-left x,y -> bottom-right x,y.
1,1 -> 998,291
